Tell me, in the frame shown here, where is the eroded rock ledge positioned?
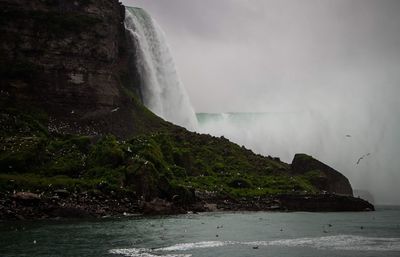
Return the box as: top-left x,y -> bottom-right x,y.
0,191 -> 374,220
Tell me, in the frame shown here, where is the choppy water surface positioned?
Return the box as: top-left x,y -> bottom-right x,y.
1,206 -> 399,257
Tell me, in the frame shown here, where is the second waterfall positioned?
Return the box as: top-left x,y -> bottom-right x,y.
124,7 -> 198,130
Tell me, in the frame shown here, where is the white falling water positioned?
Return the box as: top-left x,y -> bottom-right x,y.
124,7 -> 198,131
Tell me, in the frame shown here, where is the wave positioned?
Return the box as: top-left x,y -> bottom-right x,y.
158,241 -> 235,251
245,235 -> 400,251
109,248 -> 192,257
109,235 -> 400,256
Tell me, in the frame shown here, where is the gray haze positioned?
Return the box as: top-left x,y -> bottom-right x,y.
122,0 -> 400,205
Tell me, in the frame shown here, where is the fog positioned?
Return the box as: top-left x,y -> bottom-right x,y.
122,0 -> 400,205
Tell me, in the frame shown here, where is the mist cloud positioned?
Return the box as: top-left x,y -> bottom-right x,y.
122,0 -> 400,204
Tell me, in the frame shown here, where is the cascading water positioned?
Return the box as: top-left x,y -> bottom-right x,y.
124,7 -> 198,130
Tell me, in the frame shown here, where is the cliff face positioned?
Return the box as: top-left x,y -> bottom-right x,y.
0,0 -> 166,138
0,0 -> 373,219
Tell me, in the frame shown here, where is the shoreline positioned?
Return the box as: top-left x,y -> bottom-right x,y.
0,191 -> 374,221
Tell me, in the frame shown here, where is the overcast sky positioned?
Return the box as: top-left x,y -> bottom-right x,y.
123,0 -> 400,113
121,0 -> 400,204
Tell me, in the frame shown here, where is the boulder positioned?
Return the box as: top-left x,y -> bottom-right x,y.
141,198 -> 185,215
12,192 -> 41,205
54,189 -> 70,198
50,207 -> 90,218
291,154 -> 353,196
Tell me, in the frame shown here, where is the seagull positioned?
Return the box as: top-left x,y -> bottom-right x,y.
356,153 -> 371,165
111,107 -> 120,113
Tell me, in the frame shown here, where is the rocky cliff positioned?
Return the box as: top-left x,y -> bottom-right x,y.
0,0 -> 169,138
0,0 -> 373,220
291,154 -> 353,196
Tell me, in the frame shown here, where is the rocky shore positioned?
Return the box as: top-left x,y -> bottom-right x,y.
0,190 -> 139,220
200,194 -> 375,213
0,190 -> 374,221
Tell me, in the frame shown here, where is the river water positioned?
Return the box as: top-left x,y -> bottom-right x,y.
1,206 -> 399,257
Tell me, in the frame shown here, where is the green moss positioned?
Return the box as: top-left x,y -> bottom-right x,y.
87,136 -> 125,168
0,136 -> 46,173
0,109 -> 48,137
228,178 -> 252,189
68,136 -> 92,150
133,138 -> 167,171
170,165 -> 187,178
0,108 -> 321,200
42,151 -> 85,177
0,173 -> 99,193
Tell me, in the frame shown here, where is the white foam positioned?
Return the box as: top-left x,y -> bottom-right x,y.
265,235 -> 400,251
109,235 -> 400,256
158,241 -> 235,251
243,235 -> 400,251
109,248 -> 191,257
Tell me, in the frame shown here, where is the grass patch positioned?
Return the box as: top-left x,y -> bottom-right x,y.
0,109 -> 319,200
0,173 -> 100,193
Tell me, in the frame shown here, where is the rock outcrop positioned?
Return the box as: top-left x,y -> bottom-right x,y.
276,194 -> 374,212
291,154 -> 353,196
0,0 -> 170,138
0,1 -> 375,220
141,198 -> 186,215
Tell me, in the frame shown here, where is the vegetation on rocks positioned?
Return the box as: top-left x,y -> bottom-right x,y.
0,0 -> 372,219
0,108 -> 322,204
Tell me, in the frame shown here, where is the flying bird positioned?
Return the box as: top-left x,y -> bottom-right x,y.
111,107 -> 120,113
345,135 -> 352,138
356,153 -> 371,165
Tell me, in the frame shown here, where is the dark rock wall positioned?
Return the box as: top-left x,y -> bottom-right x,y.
0,0 -> 167,138
291,154 -> 354,196
0,1 -> 362,206
277,194 -> 374,212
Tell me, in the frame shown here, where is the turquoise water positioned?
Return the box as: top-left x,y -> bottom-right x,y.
1,206 -> 399,257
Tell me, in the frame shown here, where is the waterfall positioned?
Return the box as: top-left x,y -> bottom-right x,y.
124,7 -> 198,131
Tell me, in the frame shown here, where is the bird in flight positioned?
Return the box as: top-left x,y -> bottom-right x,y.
356,153 -> 371,165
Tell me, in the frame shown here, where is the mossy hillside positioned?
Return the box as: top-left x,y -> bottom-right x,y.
0,110 -> 322,202
0,108 -> 48,137
140,133 -> 319,197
